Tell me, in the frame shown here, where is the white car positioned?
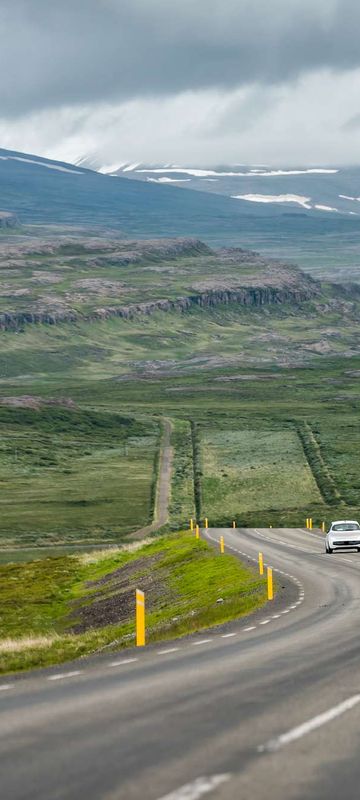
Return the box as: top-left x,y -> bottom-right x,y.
325,520 -> 360,553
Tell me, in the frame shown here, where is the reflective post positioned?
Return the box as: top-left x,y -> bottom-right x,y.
136,589 -> 145,647
259,552 -> 264,576
267,567 -> 274,601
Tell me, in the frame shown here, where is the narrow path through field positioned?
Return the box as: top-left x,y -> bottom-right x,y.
131,417 -> 173,539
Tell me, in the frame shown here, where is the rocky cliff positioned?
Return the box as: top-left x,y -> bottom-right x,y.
0,283 -> 318,331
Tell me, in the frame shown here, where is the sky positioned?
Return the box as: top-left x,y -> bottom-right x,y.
1,0 -> 360,166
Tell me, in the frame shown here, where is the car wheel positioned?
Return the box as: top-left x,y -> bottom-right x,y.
326,547 -> 333,554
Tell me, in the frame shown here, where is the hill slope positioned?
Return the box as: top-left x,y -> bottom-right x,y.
0,234 -> 359,387
2,148 -> 360,280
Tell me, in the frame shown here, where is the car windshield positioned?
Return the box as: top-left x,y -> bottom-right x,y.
332,523 -> 360,531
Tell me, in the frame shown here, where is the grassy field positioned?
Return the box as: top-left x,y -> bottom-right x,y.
0,531 -> 268,674
1,356 -> 360,542
169,419 -> 195,527
0,405 -> 160,547
200,427 -> 322,523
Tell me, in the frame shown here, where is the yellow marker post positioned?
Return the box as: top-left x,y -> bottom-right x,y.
232,521 -> 236,529
259,552 -> 264,576
205,518 -> 208,530
309,518 -> 313,530
190,518 -> 194,531
322,521 -> 326,534
306,518 -> 309,529
267,567 -> 274,601
220,535 -> 225,554
136,589 -> 145,647
195,524 -> 200,540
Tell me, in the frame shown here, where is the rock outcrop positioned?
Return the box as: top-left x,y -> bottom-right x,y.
0,283 -> 317,331
0,211 -> 19,229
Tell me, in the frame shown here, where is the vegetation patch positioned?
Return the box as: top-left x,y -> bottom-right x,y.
199,427 -> 322,524
307,416 -> 360,507
0,406 -> 160,546
0,531 -> 267,674
169,419 -> 195,526
190,420 -> 203,521
295,421 -> 342,505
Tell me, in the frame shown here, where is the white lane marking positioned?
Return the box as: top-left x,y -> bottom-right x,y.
272,615 -> 281,619
157,648 -> 180,655
296,528 -> 324,541
192,639 -> 212,646
289,605 -> 297,609
258,694 -> 360,753
253,529 -> 313,555
48,670 -> 82,681
259,620 -> 270,625
221,633 -> 237,638
109,658 -> 138,667
281,610 -> 290,614
157,773 -> 231,799
0,684 -> 14,691
243,626 -> 256,632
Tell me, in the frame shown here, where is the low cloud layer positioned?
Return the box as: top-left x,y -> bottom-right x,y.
1,0 -> 360,116
1,1 -> 360,164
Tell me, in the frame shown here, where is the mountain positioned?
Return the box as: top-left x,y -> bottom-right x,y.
78,157 -> 360,217
2,147 -> 360,280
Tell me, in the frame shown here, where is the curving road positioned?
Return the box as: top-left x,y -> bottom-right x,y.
2,527 -> 360,799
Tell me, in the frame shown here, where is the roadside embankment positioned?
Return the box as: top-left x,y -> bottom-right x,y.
0,531 -> 267,674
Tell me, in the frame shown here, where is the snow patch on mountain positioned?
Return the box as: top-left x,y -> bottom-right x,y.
339,194 -> 360,202
147,177 -> 191,183
0,156 -> 84,175
136,167 -> 339,178
314,204 -> 338,212
231,194 -> 312,209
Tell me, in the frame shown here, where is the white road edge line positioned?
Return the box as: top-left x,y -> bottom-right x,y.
109,658 -> 138,667
243,626 -> 256,632
157,773 -> 231,799
221,633 -> 237,638
47,670 -> 82,681
0,684 -> 14,691
258,694 -> 360,753
157,648 -> 180,655
192,639 -> 213,646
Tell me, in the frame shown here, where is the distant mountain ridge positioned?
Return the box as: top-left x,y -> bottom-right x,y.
76,156 -> 360,217
2,147 -> 360,281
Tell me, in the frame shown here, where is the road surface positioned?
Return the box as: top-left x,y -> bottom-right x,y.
2,526 -> 360,800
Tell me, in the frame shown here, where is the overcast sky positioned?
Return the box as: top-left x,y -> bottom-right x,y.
1,0 -> 360,165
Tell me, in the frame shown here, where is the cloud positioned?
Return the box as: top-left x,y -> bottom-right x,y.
1,68 -> 360,166
342,112 -> 360,131
1,0 -> 360,117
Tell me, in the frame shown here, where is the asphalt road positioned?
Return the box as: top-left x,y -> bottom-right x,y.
3,527 -> 360,800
